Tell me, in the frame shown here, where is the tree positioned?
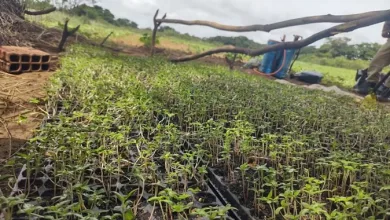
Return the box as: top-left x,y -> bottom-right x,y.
353,42 -> 381,60
115,18 -> 138,28
299,46 -> 318,55
206,36 -> 264,49
69,4 -> 138,28
158,26 -> 178,33
315,37 -> 382,60
318,37 -> 355,58
58,0 -> 98,10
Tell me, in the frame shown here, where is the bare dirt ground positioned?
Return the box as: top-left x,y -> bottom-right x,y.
0,71 -> 53,161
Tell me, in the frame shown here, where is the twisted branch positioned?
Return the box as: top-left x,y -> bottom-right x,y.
157,10 -> 390,33
170,11 -> 390,63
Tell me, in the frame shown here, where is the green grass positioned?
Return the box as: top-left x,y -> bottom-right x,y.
28,11 -> 143,40
27,11 -> 220,52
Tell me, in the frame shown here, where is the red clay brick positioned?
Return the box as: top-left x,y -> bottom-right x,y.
0,60 -> 21,73
0,46 -> 52,63
0,46 -> 56,73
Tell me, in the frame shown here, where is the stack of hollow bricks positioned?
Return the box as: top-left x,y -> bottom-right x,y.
0,46 -> 54,74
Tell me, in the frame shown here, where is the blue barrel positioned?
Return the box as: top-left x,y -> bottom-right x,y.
274,49 -> 296,79
260,40 -> 281,73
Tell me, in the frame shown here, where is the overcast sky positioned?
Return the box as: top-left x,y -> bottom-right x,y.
100,0 -> 389,47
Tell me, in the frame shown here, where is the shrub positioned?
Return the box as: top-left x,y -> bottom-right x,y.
139,33 -> 159,48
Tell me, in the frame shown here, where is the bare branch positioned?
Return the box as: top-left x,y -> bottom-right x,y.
158,10 -> 390,33
161,13 -> 167,20
69,25 -> 80,35
100,32 -> 114,46
153,9 -> 159,21
170,12 -> 390,62
24,7 -> 56,16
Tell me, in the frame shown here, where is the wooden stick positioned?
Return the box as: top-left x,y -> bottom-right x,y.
100,32 -> 114,46
157,10 -> 390,33
170,12 -> 390,63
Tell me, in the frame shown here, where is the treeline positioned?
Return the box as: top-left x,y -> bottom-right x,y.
205,36 -> 265,49
159,26 -> 265,49
299,37 -> 382,70
68,4 -> 138,28
301,37 -> 381,60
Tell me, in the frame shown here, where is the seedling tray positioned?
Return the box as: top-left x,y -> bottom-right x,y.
207,167 -> 256,220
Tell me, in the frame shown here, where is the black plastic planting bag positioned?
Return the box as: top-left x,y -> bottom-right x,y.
295,71 -> 323,84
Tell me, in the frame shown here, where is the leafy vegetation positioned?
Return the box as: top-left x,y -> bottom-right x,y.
1,45 -> 390,219
298,37 -> 389,72
301,37 -> 382,61
139,33 -> 159,48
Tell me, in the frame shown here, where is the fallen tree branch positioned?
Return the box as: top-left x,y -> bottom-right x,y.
170,12 -> 390,63
158,9 -> 390,33
58,18 -> 80,52
24,7 -> 56,16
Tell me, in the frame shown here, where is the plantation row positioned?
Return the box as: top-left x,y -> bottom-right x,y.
1,45 -> 390,219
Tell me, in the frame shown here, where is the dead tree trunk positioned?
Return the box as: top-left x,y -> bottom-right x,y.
225,54 -> 237,71
58,19 -> 80,52
151,10 -> 166,56
157,9 -> 390,33
170,11 -> 390,63
100,32 -> 113,46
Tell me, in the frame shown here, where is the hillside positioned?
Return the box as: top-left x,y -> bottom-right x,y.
27,10 -> 383,90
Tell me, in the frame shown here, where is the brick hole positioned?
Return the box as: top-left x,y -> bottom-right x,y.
32,56 -> 40,62
22,64 -> 30,71
22,55 -> 30,62
10,54 -> 19,62
10,64 -> 20,72
32,64 -> 41,71
41,64 -> 50,71
42,55 -> 50,62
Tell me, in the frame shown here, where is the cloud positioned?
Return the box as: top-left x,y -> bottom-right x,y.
99,0 -> 389,46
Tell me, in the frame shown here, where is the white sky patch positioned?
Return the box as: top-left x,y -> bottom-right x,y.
100,0 -> 390,47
